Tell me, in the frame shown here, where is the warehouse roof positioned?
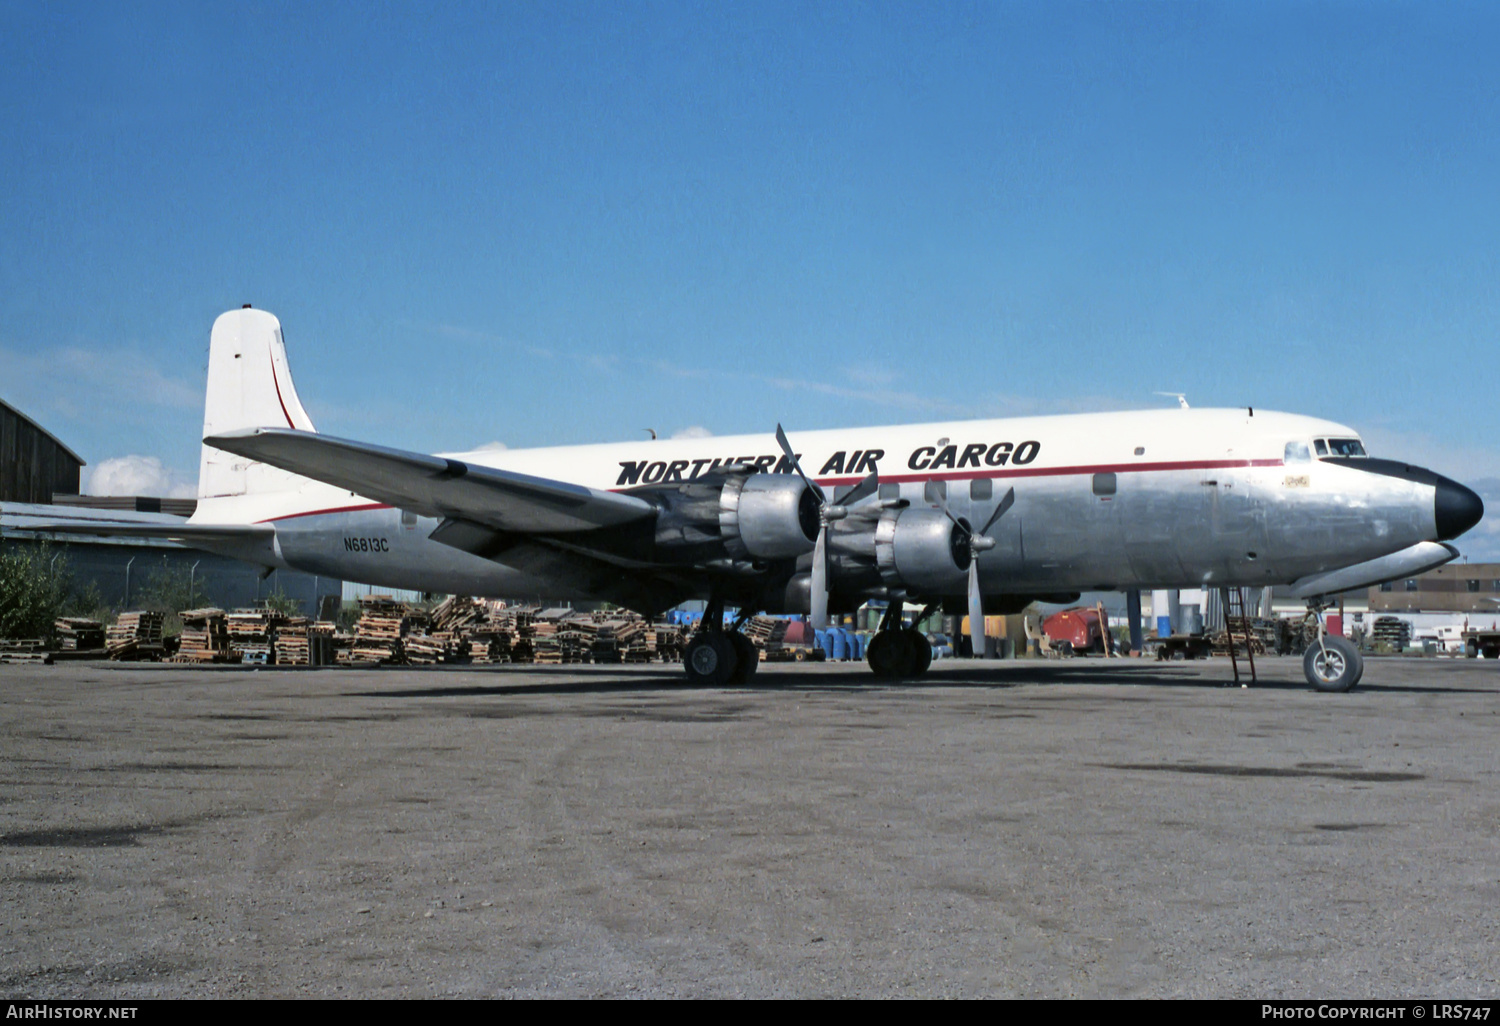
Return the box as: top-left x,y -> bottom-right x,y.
0,397 -> 85,467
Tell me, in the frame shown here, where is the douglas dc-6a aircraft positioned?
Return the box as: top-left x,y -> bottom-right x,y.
30,307 -> 1484,692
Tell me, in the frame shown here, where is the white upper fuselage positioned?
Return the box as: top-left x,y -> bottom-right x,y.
198,406 -> 1348,525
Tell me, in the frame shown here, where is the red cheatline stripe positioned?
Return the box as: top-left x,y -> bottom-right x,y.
258,503 -> 390,524
269,344 -> 296,429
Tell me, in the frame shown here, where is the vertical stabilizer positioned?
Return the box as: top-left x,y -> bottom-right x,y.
198,307 -> 318,499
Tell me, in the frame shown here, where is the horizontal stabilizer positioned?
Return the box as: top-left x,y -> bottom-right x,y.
12,520 -> 272,541
204,428 -> 656,533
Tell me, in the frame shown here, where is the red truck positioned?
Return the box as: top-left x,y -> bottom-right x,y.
1042,607 -> 1109,656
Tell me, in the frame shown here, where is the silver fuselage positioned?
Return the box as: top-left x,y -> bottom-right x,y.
261,451 -> 1451,603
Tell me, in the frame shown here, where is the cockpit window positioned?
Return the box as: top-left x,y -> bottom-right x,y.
1313,439 -> 1328,456
1325,438 -> 1366,457
1284,441 -> 1311,464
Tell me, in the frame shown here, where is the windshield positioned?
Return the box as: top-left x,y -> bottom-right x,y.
1324,438 -> 1367,457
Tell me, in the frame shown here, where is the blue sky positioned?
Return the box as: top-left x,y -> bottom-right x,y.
3,2 -> 1499,552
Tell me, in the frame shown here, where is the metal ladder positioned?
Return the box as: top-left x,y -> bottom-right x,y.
1221,586 -> 1258,686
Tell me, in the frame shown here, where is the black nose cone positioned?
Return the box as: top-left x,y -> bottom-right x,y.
1435,477 -> 1484,540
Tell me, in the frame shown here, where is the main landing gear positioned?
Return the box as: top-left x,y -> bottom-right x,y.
1301,601 -> 1363,693
865,600 -> 934,680
682,596 -> 759,688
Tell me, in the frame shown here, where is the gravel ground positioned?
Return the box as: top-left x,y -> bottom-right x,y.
1,655 -> 1497,998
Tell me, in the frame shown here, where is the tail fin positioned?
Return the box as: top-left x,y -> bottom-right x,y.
198,307 -> 318,500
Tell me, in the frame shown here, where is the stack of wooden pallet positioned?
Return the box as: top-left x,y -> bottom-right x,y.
530,617 -> 565,664
107,611 -> 165,661
612,619 -> 650,662
645,623 -> 684,662
401,631 -> 452,664
0,639 -> 52,664
742,616 -> 789,658
174,609 -> 238,663
429,595 -> 485,634
273,618 -> 313,665
226,610 -> 279,664
349,596 -> 408,664
466,635 -> 506,663
55,617 -> 105,652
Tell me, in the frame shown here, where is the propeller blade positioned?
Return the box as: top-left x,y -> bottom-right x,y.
775,423 -> 823,500
968,559 -> 986,659
809,525 -> 829,629
979,487 -> 1016,536
833,470 -> 879,508
930,488 -> 968,534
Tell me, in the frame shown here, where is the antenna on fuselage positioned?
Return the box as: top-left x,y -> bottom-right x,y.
1153,392 -> 1190,409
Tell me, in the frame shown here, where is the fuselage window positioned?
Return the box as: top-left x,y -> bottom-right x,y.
879,482 -> 901,501
924,480 -> 946,504
1284,441 -> 1311,463
1326,438 -> 1367,457
400,509 -> 418,529
1092,472 -> 1117,496
1313,439 -> 1329,456
970,478 -> 993,501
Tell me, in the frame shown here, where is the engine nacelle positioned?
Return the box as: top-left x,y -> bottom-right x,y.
650,471 -> 819,565
873,507 -> 970,592
720,473 -> 821,559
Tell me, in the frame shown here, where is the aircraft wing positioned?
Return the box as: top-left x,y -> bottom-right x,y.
204,428 -> 656,533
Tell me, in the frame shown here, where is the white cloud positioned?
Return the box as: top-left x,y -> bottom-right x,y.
671,426 -> 713,439
86,455 -> 196,498
472,440 -> 508,451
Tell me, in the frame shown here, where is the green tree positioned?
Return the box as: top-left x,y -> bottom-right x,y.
261,587 -> 303,618
0,543 -> 73,641
139,563 -> 210,638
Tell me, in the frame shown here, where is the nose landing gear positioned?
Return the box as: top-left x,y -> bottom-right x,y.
1301,601 -> 1364,693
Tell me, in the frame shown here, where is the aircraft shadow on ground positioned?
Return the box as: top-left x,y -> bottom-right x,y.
336,658 -> 1484,700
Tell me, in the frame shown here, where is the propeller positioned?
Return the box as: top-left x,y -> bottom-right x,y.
932,486 -> 1015,658
775,425 -> 879,629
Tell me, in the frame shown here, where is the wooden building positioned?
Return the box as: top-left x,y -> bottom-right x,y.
0,399 -> 83,504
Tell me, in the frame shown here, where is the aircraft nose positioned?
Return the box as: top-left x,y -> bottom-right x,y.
1435,476 -> 1484,541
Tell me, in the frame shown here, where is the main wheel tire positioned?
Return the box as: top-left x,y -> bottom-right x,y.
684,633 -> 738,687
1303,635 -> 1362,693
866,630 -> 912,678
727,633 -> 758,685
902,628 -> 933,677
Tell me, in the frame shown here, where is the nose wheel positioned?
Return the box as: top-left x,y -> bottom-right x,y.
1300,603 -> 1364,692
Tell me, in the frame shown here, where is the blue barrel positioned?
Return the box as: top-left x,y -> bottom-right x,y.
831,629 -> 849,661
